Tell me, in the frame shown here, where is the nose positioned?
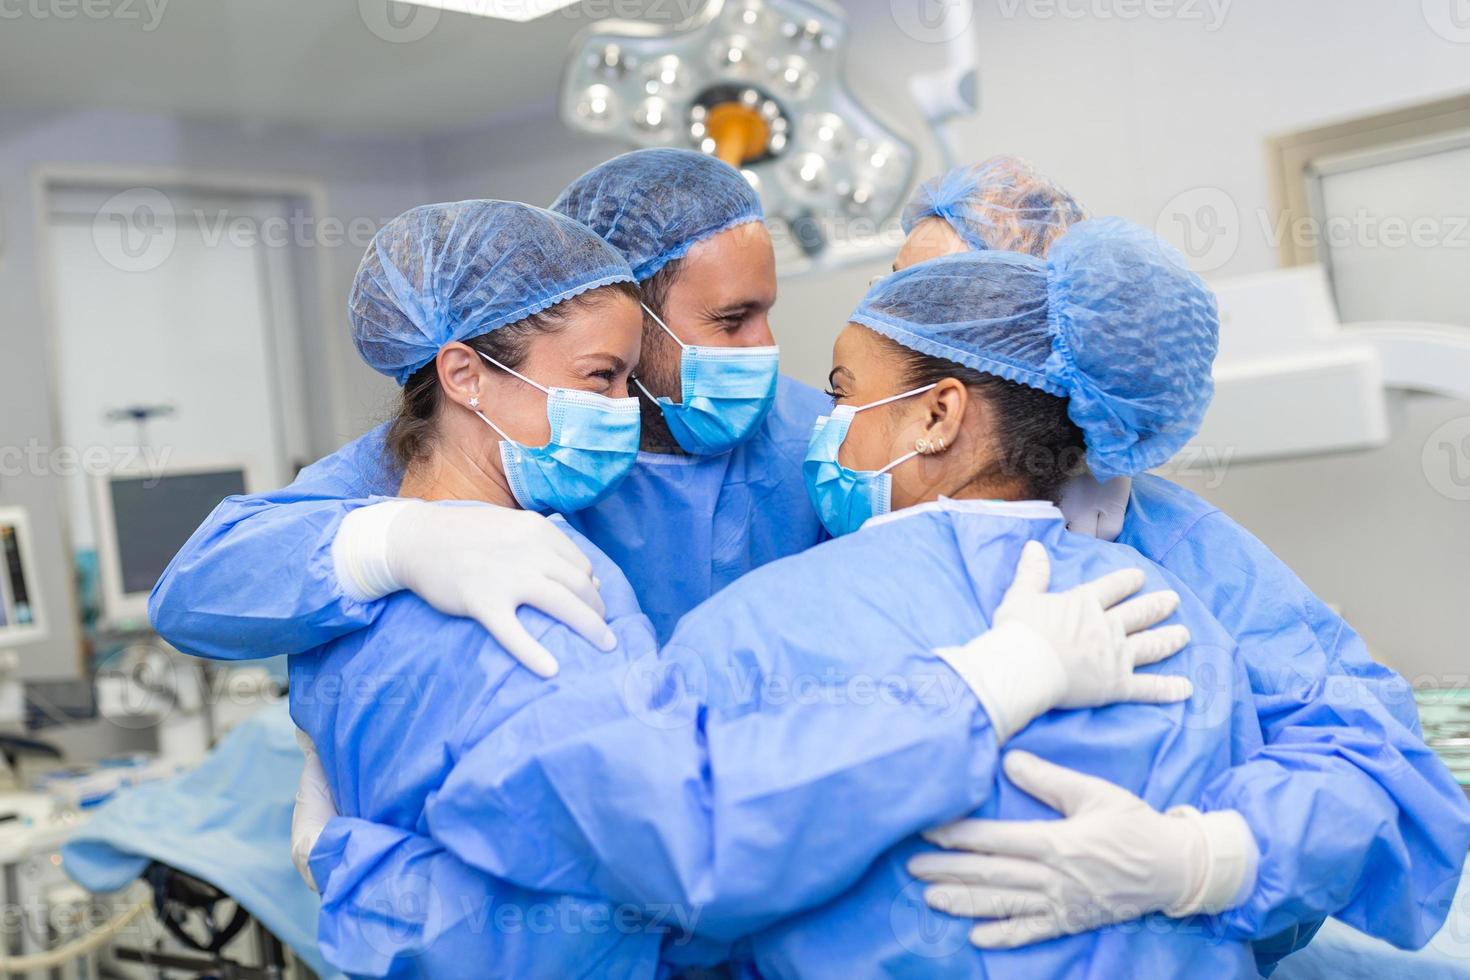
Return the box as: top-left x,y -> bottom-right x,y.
748,313 -> 776,348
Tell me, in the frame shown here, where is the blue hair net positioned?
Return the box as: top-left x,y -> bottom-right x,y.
551,148 -> 764,281
853,218 -> 1218,480
902,155 -> 1087,258
350,200 -> 634,385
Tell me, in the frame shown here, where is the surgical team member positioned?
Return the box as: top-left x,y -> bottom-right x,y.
149,148 -> 826,675
418,221 -> 1270,978
897,157 -> 1470,966
302,202 -> 1194,976
293,199 -> 662,977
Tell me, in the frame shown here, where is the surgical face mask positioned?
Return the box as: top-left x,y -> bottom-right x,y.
473,351 -> 641,514
634,303 -> 781,456
802,383 -> 938,537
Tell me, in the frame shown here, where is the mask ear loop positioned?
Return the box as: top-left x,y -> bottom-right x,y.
850,382 -> 940,475
633,302 -> 691,404
473,350 -> 551,441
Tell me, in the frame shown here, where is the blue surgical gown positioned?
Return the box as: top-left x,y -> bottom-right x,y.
1116,475 -> 1470,963
150,375 -> 826,650
291,513 -> 664,978
423,500 -> 1266,976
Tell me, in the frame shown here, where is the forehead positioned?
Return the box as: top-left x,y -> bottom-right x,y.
677,222 -> 776,301
552,290 -> 642,354
896,217 -> 969,271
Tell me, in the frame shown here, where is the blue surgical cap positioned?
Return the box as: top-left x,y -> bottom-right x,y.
551,148 -> 764,282
854,218 -> 1218,480
350,200 -> 634,385
902,156 -> 1087,258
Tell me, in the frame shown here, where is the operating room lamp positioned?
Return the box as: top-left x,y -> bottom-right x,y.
559,0 -> 921,267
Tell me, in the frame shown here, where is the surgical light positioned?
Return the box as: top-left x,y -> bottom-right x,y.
560,0 -> 917,262
392,0 -> 583,21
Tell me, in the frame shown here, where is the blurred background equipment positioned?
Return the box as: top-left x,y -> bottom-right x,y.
0,509 -> 44,650
90,464 -> 250,630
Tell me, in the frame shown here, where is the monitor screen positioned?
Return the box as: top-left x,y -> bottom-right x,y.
0,518 -> 37,633
108,470 -> 247,596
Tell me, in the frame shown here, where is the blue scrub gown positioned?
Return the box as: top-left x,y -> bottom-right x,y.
150,376 -> 825,648
422,500 -> 1266,977
1116,475 -> 1470,967
292,515 -> 665,978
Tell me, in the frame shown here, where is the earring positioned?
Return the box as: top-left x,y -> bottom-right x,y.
469,396 -> 480,410
933,436 -> 946,453
915,438 -> 931,454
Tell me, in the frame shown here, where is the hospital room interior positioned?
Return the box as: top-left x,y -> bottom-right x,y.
0,0 -> 1467,976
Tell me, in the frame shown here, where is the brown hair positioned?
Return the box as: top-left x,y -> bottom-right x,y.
386,281 -> 640,469
886,337 -> 1086,502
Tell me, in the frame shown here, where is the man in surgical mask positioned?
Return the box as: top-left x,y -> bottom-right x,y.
149,148 -> 829,670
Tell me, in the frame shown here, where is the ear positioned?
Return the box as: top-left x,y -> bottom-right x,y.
920,377 -> 969,453
436,342 -> 484,410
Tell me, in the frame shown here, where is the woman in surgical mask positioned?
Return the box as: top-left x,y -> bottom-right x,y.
892,157 -> 1470,966
324,217 -> 1284,978
291,200 -> 676,976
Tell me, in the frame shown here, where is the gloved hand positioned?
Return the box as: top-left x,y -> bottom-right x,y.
332,499 -> 616,678
909,751 -> 1258,948
291,729 -> 337,892
936,541 -> 1192,742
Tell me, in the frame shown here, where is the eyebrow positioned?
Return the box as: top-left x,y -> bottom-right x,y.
828,366 -> 853,387
581,353 -> 629,373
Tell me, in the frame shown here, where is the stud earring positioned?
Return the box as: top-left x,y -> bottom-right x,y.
933,436 -> 946,453
915,438 -> 931,454
469,396 -> 480,410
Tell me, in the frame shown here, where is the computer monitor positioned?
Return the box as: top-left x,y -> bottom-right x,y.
93,464 -> 252,628
0,508 -> 46,648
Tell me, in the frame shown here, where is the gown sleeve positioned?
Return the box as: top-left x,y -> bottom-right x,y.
1158,512 -> 1470,953
309,816 -> 662,979
426,638 -> 1002,942
148,425 -> 401,660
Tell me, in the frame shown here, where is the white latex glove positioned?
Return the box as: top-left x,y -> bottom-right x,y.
936,541 -> 1193,743
292,729 -> 337,892
910,751 -> 1258,948
332,499 -> 615,678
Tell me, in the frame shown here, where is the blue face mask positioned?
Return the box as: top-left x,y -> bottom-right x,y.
803,383 -> 938,537
635,303 -> 780,456
474,352 -> 641,514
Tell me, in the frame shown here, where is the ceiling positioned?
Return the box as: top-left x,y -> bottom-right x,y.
0,0 -> 613,132
0,1 -> 938,136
